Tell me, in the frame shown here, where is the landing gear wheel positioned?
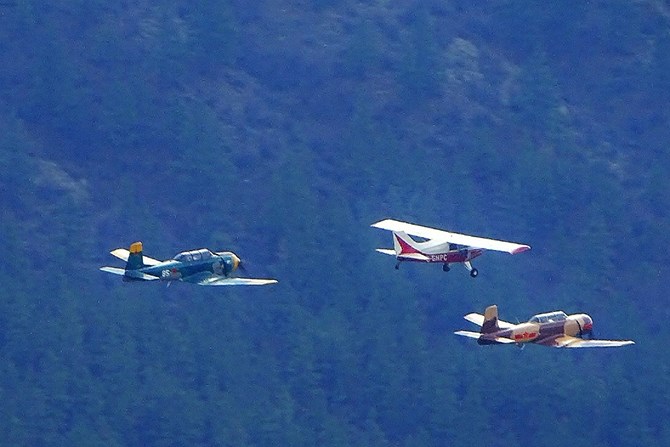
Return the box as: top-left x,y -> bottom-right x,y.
395,263 -> 400,270
470,268 -> 479,278
442,264 -> 450,272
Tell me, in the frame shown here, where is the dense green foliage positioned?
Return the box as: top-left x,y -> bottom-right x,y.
1,1 -> 669,445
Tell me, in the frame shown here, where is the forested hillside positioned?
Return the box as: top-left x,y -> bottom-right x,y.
1,1 -> 669,445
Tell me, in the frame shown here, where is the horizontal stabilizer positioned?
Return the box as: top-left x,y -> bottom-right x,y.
375,248 -> 396,256
197,277 -> 278,286
110,248 -> 162,266
464,313 -> 485,326
100,266 -> 125,276
110,249 -> 130,262
454,330 -> 482,340
454,331 -> 516,344
124,270 -> 159,281
375,248 -> 430,261
464,312 -> 515,329
100,267 -> 158,281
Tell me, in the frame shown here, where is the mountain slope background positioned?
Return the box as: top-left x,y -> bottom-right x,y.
1,1 -> 669,445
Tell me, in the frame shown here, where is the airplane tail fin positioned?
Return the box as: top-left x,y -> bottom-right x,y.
393,231 -> 424,256
391,231 -> 431,262
125,242 -> 145,271
481,305 -> 500,334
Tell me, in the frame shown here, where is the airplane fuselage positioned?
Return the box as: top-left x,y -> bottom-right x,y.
396,237 -> 484,263
406,248 -> 483,264
101,243 -> 276,286
479,314 -> 593,345
123,251 -> 238,282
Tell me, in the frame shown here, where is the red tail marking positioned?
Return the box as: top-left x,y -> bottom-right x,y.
394,234 -> 422,255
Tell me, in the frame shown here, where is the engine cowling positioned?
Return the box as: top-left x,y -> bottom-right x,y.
216,252 -> 240,274
566,314 -> 593,337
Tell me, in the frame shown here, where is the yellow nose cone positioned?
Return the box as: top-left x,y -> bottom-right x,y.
130,242 -> 143,254
231,254 -> 240,271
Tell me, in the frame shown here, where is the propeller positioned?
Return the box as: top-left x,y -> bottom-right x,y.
225,252 -> 248,275
577,320 -> 595,339
214,252 -> 258,277
237,258 -> 248,274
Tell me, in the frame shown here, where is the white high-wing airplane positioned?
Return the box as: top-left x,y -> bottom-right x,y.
371,219 -> 530,277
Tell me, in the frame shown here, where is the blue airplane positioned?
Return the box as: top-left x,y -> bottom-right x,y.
101,242 -> 277,286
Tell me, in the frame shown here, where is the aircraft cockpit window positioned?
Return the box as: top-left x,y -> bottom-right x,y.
530,312 -> 568,324
175,253 -> 193,262
192,252 -> 201,261
547,312 -> 567,322
201,251 -> 212,260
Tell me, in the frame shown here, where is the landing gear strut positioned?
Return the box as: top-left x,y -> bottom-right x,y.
395,261 -> 400,270
464,261 -> 479,278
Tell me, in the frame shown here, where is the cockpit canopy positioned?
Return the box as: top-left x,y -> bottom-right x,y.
528,311 -> 568,324
173,248 -> 214,263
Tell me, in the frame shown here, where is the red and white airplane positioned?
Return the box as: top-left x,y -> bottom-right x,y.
371,219 -> 530,277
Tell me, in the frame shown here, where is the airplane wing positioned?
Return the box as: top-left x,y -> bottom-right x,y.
193,276 -> 278,286
454,331 -> 516,344
371,219 -> 530,254
454,330 -> 483,339
550,335 -> 635,348
110,248 -> 162,266
463,312 -> 515,329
